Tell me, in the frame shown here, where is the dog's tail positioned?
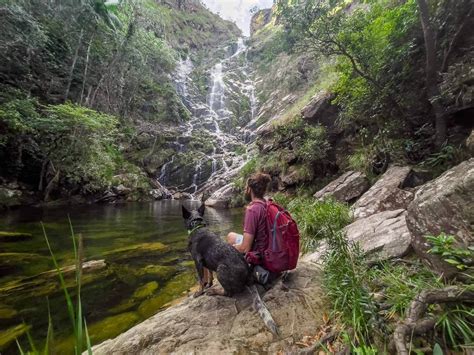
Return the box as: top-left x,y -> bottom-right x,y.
247,285 -> 280,336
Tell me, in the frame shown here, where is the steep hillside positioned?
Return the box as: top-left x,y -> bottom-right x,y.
243,0 -> 473,195
0,0 -> 240,208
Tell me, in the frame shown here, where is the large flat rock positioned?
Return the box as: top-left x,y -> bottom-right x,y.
205,183 -> 237,209
345,209 -> 412,262
314,171 -> 369,203
352,166 -> 414,219
407,158 -> 474,278
91,262 -> 327,354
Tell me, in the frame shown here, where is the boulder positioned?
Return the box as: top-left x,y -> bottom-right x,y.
149,182 -> 172,200
313,171 -> 370,203
352,166 -> 414,219
406,158 -> 474,278
0,187 -> 22,207
205,183 -> 237,209
301,91 -> 339,129
344,209 -> 412,262
250,8 -> 272,36
91,262 -> 328,354
172,192 -> 192,200
114,184 -> 132,196
466,129 -> 474,155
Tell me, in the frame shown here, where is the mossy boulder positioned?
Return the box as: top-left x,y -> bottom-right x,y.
0,304 -> 17,320
137,271 -> 196,318
0,231 -> 34,242
133,281 -> 159,300
103,242 -> 169,262
0,253 -> 51,278
53,312 -> 140,353
0,260 -> 109,301
0,323 -> 30,350
111,264 -> 177,285
88,312 -> 140,344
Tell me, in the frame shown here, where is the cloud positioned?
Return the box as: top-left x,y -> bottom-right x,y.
201,0 -> 274,36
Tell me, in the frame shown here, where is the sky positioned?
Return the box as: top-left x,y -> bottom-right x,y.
201,0 -> 275,36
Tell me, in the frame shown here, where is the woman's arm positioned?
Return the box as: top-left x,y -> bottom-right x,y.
233,232 -> 254,253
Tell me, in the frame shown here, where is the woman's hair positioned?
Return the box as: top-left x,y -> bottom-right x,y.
246,172 -> 271,198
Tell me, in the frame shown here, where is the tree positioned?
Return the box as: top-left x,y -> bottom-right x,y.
416,0 -> 473,147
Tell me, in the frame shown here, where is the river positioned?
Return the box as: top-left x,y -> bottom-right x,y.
0,201 -> 244,353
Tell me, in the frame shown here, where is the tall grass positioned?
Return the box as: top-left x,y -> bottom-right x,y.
16,217 -> 92,355
274,196 -> 351,253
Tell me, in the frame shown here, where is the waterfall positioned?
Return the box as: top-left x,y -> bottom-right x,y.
156,38 -> 258,199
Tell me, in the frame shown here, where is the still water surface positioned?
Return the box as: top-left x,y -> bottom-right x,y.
0,200 -> 244,353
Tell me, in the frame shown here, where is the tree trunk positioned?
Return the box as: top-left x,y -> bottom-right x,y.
44,168 -> 60,202
64,29 -> 84,102
80,36 -> 93,105
417,0 -> 447,147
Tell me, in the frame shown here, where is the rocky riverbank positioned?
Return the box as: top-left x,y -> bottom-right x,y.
88,158 -> 473,354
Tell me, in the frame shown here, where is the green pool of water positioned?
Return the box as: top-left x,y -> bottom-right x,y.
0,200 -> 244,354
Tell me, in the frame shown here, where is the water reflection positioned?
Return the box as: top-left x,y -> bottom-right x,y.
0,200 -> 244,354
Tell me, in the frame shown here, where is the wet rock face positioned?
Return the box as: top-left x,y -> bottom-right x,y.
352,166 -> 414,219
91,262 -> 327,354
406,158 -> 474,278
204,183 -> 238,208
345,209 -> 412,262
314,171 -> 370,203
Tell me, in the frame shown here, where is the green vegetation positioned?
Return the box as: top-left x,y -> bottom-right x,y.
14,222 -> 93,354
0,0 -> 239,204
251,0 -> 472,190
274,196 -> 352,253
427,233 -> 474,271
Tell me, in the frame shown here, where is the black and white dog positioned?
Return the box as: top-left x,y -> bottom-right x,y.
182,203 -> 279,335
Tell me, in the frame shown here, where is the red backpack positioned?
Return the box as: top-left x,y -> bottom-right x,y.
248,199 -> 300,273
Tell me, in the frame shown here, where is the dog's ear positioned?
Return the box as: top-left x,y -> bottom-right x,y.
197,203 -> 205,217
182,205 -> 191,220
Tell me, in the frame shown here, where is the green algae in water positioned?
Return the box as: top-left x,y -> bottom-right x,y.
0,304 -> 17,320
0,201 -> 244,354
0,232 -> 33,242
53,312 -> 141,354
138,271 -> 196,318
133,281 -> 159,299
0,323 -> 31,350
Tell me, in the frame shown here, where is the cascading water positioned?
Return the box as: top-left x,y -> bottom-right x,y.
157,38 -> 258,198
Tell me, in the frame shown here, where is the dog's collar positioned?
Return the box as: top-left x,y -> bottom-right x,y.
188,219 -> 206,235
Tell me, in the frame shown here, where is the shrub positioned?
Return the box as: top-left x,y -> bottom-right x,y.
284,197 -> 351,253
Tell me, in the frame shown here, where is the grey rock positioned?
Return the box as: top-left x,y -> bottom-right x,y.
314,171 -> 370,203
0,187 -> 23,208
345,209 -> 412,262
466,129 -> 474,156
406,158 -> 474,278
205,183 -> 237,209
90,262 -> 327,354
114,184 -> 132,196
301,91 -> 338,129
352,166 -> 414,219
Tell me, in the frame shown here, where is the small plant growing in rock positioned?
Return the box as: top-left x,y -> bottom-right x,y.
427,233 -> 473,270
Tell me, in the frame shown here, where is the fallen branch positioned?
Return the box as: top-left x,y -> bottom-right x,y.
297,331 -> 336,355
394,286 -> 474,355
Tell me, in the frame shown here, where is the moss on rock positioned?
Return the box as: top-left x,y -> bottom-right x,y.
0,304 -> 17,320
137,271 -> 196,318
133,281 -> 159,299
104,242 -> 169,262
111,264 -> 177,285
0,323 -> 30,350
0,231 -> 33,242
